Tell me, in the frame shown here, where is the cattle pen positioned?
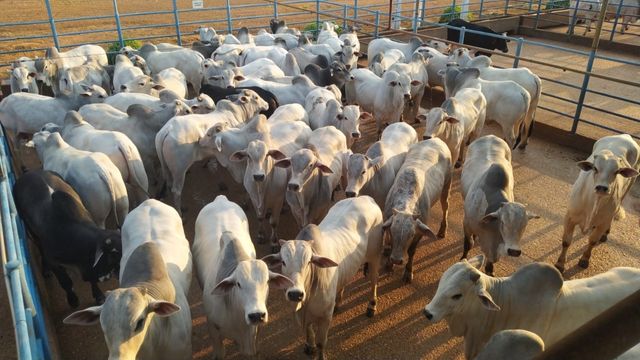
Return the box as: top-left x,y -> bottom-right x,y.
0,0 -> 639,359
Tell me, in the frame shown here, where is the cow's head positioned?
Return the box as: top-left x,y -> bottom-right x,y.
383,208 -> 436,265
275,147 -> 333,193
423,255 -> 500,328
496,32 -> 510,53
92,231 -> 122,282
9,66 -> 35,93
345,153 -> 383,198
236,89 -> 269,115
481,202 -> 539,258
328,61 -> 349,87
262,228 -> 338,306
419,105 -> 460,141
212,232 -> 292,326
231,140 -> 287,205
120,75 -> 162,95
577,149 -> 639,195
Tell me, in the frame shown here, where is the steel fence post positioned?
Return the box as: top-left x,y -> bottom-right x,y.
226,0 -> 233,33
534,0 -> 543,28
569,0 -> 580,35
421,0 -> 427,22
172,0 -> 182,46
609,0 -> 624,41
316,0 -> 321,30
112,0 -> 124,48
504,0 -> 510,15
529,0 -> 533,12
343,4 -> 348,29
354,0 -> 358,19
43,0 -> 60,49
459,26 -> 466,43
274,0 -> 278,18
513,37 -> 524,68
572,49 -> 596,133
374,10 -> 380,38
479,0 -> 484,18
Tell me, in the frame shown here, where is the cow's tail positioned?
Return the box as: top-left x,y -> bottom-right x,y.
155,127 -> 171,198
512,90 -> 531,150
117,142 -> 150,199
97,165 -> 129,228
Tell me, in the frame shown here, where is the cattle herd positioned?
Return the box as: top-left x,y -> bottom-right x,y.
1,17 -> 639,360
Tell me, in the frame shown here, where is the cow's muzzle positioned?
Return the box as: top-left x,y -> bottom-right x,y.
21,88 -> 29,93
288,183 -> 300,192
247,312 -> 266,324
345,191 -> 356,198
507,248 -> 522,257
287,290 -> 304,302
351,132 -> 361,139
390,256 -> 403,265
423,135 -> 432,140
595,185 -> 609,194
423,309 -> 433,320
404,94 -> 411,100
253,174 -> 265,182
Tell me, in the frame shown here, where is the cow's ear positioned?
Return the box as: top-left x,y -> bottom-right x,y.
261,253 -> 282,268
315,162 -> 333,174
229,150 -> 248,162
577,160 -> 594,172
477,288 -> 500,311
268,149 -> 287,160
415,219 -> 436,240
416,114 -> 427,123
444,116 -> 459,124
311,255 -> 339,268
63,306 -> 103,325
359,112 -> 373,121
618,167 -> 639,178
481,211 -> 499,224
212,276 -> 236,295
148,301 -> 181,317
239,96 -> 249,103
93,246 -> 104,268
467,254 -> 485,270
354,51 -> 362,57
410,80 -> 423,86
369,156 -> 384,171
234,75 -> 246,82
274,158 -> 291,168
152,83 -> 165,90
268,272 -> 294,289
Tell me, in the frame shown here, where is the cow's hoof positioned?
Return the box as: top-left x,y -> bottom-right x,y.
402,271 -> 413,284
366,307 -> 376,318
437,230 -> 446,239
518,143 -> 528,150
270,244 -> 281,254
218,182 -> 228,192
454,161 -> 462,169
554,263 -> 565,273
67,293 -> 80,309
303,344 -> 317,356
578,258 -> 590,269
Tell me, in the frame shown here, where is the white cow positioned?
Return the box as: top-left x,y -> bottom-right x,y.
230,113 -> 312,249
423,255 -> 640,359
119,74 -> 165,95
202,58 -> 285,87
369,48 -> 406,77
448,48 -> 542,149
154,67 -> 188,99
192,195 -> 293,359
607,0 -> 640,34
42,45 -> 108,70
275,126 -> 347,227
345,69 -> 415,135
474,330 -> 544,360
8,62 -> 38,94
555,134 -> 639,272
195,26 -> 218,43
136,43 -> 204,96
237,75 -> 318,106
262,196 -> 384,360
461,135 -> 539,275
367,37 -> 424,64
443,66 -> 531,149
414,46 -> 449,88
113,54 -> 145,94
420,87 -> 487,166
339,29 -> 361,52
105,90 -> 215,115
388,52 -> 430,123
42,111 -> 149,203
334,39 -> 360,70
28,131 -> 128,229
383,138 -> 452,283
568,0 -> 602,35
155,91 -> 268,211
345,122 -> 418,208
64,199 -> 192,360
317,22 -> 343,52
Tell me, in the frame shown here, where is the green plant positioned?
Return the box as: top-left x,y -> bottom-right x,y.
302,21 -> 343,38
107,39 -> 142,65
439,5 -> 462,23
544,0 -> 570,9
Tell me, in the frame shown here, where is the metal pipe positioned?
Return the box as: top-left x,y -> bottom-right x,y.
343,4 -> 348,29
609,0 -> 624,41
534,0 -> 543,29
273,0 -> 278,18
172,0 -> 182,46
112,0 -> 125,48
535,289 -> 640,359
388,0 -> 393,30
421,0 -> 427,22
479,0 -> 485,18
513,37 -> 524,68
43,0 -> 60,49
226,0 -> 233,33
354,0 -> 358,19
568,0 -> 580,35
504,0 -> 510,15
316,0 -> 320,31
459,26 -> 466,43
413,0 -> 420,31
375,10 -> 380,38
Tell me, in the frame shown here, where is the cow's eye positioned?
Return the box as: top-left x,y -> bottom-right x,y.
593,167 -> 599,173
282,261 -> 286,267
361,170 -> 366,175
237,282 -> 242,289
451,294 -> 462,300
134,317 -> 145,332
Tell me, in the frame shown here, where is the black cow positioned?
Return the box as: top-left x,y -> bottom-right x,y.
14,170 -> 121,308
200,84 -> 279,117
447,19 -> 509,57
304,61 -> 350,88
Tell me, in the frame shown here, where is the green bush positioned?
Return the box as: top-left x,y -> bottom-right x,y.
303,21 -> 343,38
107,39 -> 142,65
438,6 -> 475,23
545,0 -> 570,9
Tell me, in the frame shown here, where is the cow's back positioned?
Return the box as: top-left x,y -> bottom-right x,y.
462,135 -> 511,198
592,134 -> 640,167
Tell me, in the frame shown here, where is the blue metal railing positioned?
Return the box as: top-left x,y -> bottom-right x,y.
0,124 -> 52,360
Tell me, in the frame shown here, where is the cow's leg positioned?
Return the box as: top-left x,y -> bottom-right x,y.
437,170 -> 452,238
334,288 -> 345,314
315,316 -> 331,360
210,324 -> 225,360
456,141 -> 466,168
90,280 -> 105,305
304,323 -> 317,356
600,228 -> 610,243
51,265 -> 79,308
170,165 -> 190,215
555,214 -> 577,273
579,223 -> 610,269
462,227 -> 474,260
403,239 -> 420,284
366,254 -> 380,317
256,216 -> 267,244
